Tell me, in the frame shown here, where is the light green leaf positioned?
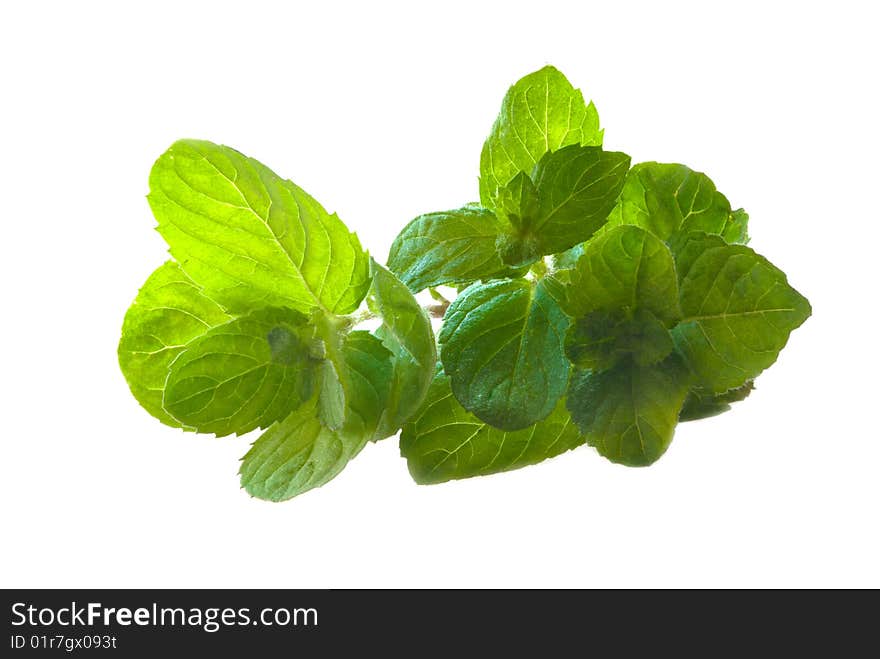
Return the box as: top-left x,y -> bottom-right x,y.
368,260 -> 437,439
567,357 -> 691,466
606,162 -> 742,243
527,145 -> 630,257
672,233 -> 811,394
400,368 -> 584,484
149,139 -> 370,315
548,225 -> 680,323
494,171 -> 538,233
163,307 -> 316,436
239,331 -> 390,501
118,261 -> 231,426
439,278 -> 569,430
239,397 -> 370,502
722,208 -> 750,244
316,359 -> 346,430
387,205 -> 520,291
479,66 -> 603,207
679,381 -> 754,422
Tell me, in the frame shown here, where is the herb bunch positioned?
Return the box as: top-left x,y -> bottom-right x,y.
120,67 -> 810,499
391,66 -> 810,482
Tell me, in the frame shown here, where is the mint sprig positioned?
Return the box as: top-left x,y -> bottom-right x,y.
121,67 -> 811,500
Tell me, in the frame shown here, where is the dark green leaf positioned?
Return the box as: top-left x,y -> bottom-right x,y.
440,278 -> 569,430
566,309 -> 673,371
548,225 -> 680,324
387,205 -> 519,291
528,145 -> 630,256
495,171 -> 538,233
567,357 -> 691,466
679,381 -> 754,422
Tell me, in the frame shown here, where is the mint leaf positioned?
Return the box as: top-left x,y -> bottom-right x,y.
673,233 -> 811,394
549,225 -> 680,324
400,367 -> 584,484
439,278 -> 569,430
680,381 -> 754,422
479,66 -> 602,207
552,243 -> 585,270
567,357 -> 691,466
387,205 -> 518,291
339,330 -> 393,435
118,262 -> 231,426
527,145 -> 630,257
149,139 -> 370,314
316,358 -> 347,430
163,307 -> 316,436
566,309 -> 673,371
368,260 -> 437,439
239,331 -> 390,501
495,171 -> 539,233
606,162 -> 745,243
239,398 -> 370,502
722,208 -> 750,244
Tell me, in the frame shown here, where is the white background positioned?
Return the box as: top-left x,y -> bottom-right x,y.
2,1 -> 877,588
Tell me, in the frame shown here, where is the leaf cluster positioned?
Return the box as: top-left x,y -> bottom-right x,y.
119,140 -> 435,500
391,67 -> 810,479
120,67 -> 810,499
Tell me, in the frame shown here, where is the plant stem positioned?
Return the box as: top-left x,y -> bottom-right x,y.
428,287 -> 451,304
347,308 -> 376,327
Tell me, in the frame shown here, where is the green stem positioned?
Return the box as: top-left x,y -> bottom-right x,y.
345,308 -> 376,328
428,287 -> 451,304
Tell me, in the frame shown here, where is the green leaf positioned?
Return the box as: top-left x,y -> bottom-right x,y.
548,225 -> 680,323
495,171 -> 538,233
339,330 -> 393,434
368,260 -> 437,439
722,208 -> 750,244
239,397 -> 370,502
679,381 -> 754,422
566,308 -> 674,371
400,367 -> 584,484
479,66 -> 603,207
239,331 -> 390,501
163,307 -> 316,436
605,162 -> 743,243
316,358 -> 346,430
567,357 -> 691,466
552,243 -> 585,270
439,278 -> 569,430
118,262 -> 232,426
387,205 -> 519,291
149,139 -> 370,315
672,233 -> 811,394
527,145 -> 630,257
